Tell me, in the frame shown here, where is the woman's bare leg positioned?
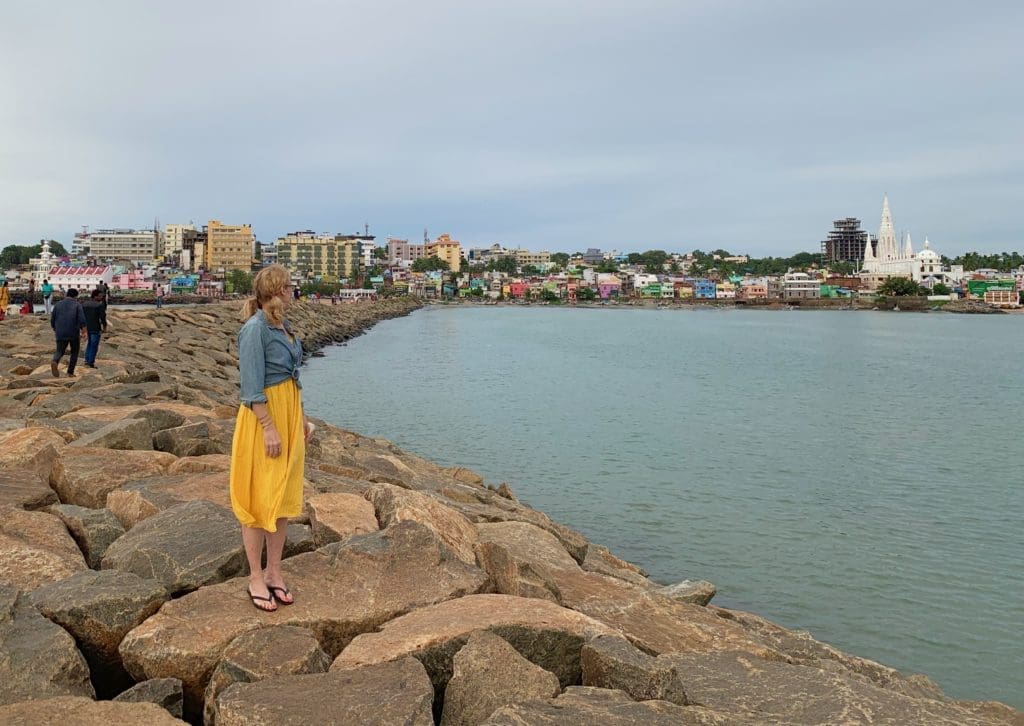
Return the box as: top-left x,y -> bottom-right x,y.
263,518 -> 293,603
242,525 -> 275,610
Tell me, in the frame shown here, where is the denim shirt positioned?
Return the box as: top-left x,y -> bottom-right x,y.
238,310 -> 303,407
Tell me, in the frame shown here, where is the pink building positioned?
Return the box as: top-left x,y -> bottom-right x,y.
111,269 -> 153,290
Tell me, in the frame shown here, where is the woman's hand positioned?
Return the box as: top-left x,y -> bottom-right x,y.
303,415 -> 315,443
263,425 -> 283,458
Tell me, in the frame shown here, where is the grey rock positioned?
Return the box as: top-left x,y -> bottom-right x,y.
69,416 -> 153,451
215,658 -> 433,726
47,503 -> 126,568
0,696 -> 188,725
441,631 -> 561,726
203,625 -> 330,726
0,468 -> 57,510
25,416 -> 106,442
283,522 -> 315,558
0,583 -> 94,705
483,687 -> 718,725
657,579 -> 717,606
30,569 -> 167,697
101,500 -> 245,595
130,405 -> 188,432
581,635 -> 688,705
153,421 -> 232,457
114,678 -> 184,719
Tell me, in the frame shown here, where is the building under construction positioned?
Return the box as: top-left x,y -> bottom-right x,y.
821,217 -> 872,265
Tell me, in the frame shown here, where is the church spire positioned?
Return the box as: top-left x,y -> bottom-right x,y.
877,195 -> 897,260
862,235 -> 875,263
904,231 -> 914,259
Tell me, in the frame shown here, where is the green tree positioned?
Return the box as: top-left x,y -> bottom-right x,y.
577,286 -> 597,301
226,269 -> 254,294
486,257 -> 519,274
521,264 -> 541,276
878,277 -> 924,296
412,256 -> 449,272
931,282 -> 951,295
372,246 -> 388,260
595,259 -> 620,273
540,288 -> 559,302
550,252 -> 570,267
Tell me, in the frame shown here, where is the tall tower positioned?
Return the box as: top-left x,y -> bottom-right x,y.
877,195 -> 898,260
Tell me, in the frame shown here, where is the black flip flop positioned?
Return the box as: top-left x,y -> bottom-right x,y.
248,587 -> 277,612
266,585 -> 294,606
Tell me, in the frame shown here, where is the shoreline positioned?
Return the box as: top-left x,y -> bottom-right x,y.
0,301 -> 1019,724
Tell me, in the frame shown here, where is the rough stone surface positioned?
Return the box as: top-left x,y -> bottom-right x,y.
120,522 -> 487,719
49,447 -> 177,507
47,503 -> 125,568
69,416 -> 153,451
581,634 -> 689,704
441,631 -> 561,726
106,471 -> 231,529
0,696 -> 187,725
0,506 -> 87,592
102,500 -> 245,595
215,658 -> 433,726
153,421 -> 231,457
30,569 -> 167,697
483,687 -> 724,725
0,584 -> 94,704
284,522 -> 315,558
0,468 -> 58,510
334,594 -> 619,694
658,579 -> 717,606
130,404 -> 189,432
581,543 -> 651,586
306,492 -> 379,547
203,625 -> 330,726
662,650 -> 1008,726
167,453 -> 231,474
113,678 -> 184,719
367,482 -> 480,564
0,426 -> 68,482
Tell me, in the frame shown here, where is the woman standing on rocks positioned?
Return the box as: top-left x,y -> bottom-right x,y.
230,264 -> 312,612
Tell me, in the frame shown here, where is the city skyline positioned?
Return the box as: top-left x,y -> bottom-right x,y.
1,1 -> 1022,254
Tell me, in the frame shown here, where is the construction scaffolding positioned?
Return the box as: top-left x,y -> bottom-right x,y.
821,217 -> 872,265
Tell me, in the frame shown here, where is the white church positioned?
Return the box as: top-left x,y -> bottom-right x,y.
859,196 -> 963,289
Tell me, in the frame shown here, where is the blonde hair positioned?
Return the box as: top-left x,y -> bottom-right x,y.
241,264 -> 291,327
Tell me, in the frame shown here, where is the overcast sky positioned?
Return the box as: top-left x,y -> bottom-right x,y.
1,0 -> 1021,255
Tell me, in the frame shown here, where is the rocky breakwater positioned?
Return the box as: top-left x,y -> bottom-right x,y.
0,301 -> 1021,725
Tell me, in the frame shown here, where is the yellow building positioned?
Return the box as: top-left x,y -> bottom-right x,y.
426,233 -> 462,273
513,248 -> 551,269
205,220 -> 254,272
275,231 -> 362,280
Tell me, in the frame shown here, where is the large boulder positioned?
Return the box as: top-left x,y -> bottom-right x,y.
483,687 -> 723,725
129,404 -> 188,433
30,570 -> 167,697
366,483 -> 479,564
581,635 -> 689,705
0,468 -> 58,510
660,650 -> 1008,726
581,543 -> 651,587
0,696 -> 186,725
120,522 -> 487,719
0,506 -> 87,592
68,416 -> 153,451
203,625 -> 330,726
106,471 -> 231,529
306,492 -> 379,547
333,594 -> 619,694
113,678 -> 184,719
657,579 -> 717,606
441,631 -> 561,726
167,453 -> 231,474
153,421 -> 232,457
214,658 -> 433,726
0,584 -> 94,705
47,503 -> 125,568
101,500 -> 245,595
0,426 -> 67,482
50,447 -> 177,507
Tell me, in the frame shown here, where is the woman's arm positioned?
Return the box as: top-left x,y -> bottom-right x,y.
252,402 -> 282,458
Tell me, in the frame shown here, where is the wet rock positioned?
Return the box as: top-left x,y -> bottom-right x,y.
441,631 -> 560,726
581,635 -> 689,704
657,579 -> 717,606
47,503 -> 126,568
30,569 -> 166,697
106,471 -> 230,529
203,625 -> 330,725
215,658 -> 433,726
113,678 -> 184,719
69,416 -> 153,451
120,522 -> 487,719
367,483 -> 479,564
49,447 -> 177,508
333,593 -> 619,694
306,492 -> 379,547
0,468 -> 58,510
483,687 -> 726,725
0,584 -> 94,704
102,500 -> 245,595
0,696 -> 186,724
0,506 -> 87,592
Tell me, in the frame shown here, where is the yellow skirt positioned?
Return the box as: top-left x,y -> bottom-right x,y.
229,378 -> 304,532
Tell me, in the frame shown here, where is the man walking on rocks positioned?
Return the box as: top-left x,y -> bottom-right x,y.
81,288 -> 108,368
50,288 -> 86,377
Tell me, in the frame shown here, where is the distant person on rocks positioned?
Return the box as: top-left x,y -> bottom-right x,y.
41,278 -> 54,315
50,288 -> 86,377
0,280 -> 9,321
98,280 -> 109,304
155,285 -> 165,309
293,286 -> 300,301
230,263 -> 312,612
81,288 -> 108,368
26,279 -> 35,314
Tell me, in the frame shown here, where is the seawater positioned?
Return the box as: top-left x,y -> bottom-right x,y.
302,306 -> 1023,707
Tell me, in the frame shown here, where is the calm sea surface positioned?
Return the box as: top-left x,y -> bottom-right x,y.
302,306 -> 1023,707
